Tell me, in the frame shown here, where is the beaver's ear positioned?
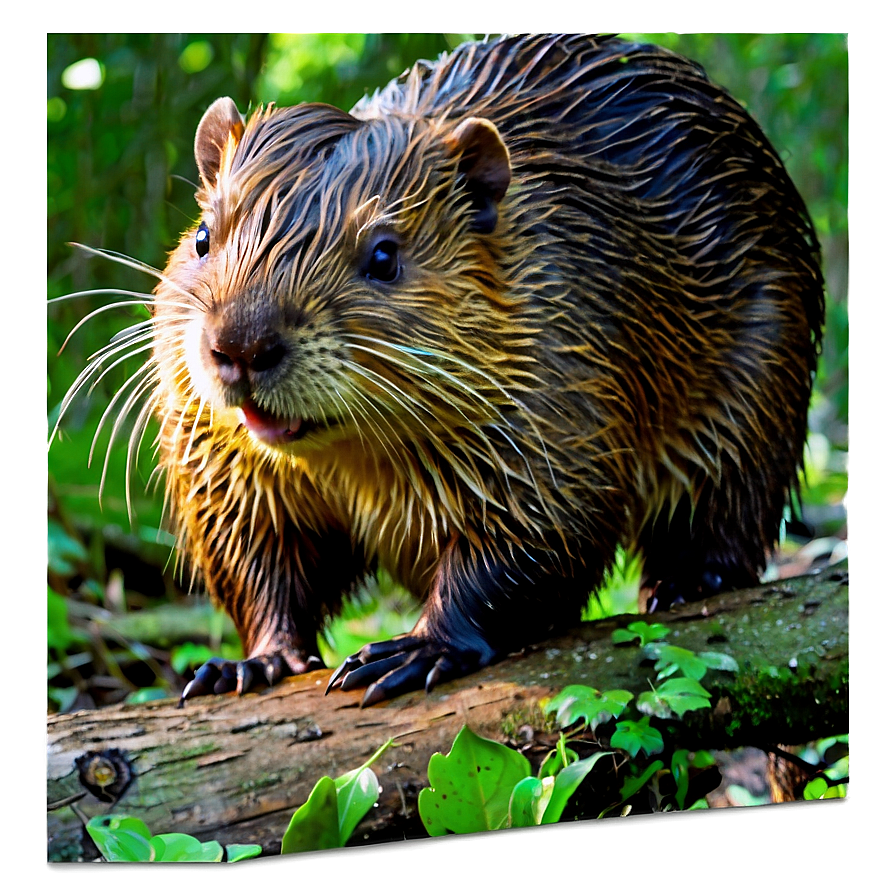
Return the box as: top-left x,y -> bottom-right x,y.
447,117 -> 511,234
194,97 -> 245,190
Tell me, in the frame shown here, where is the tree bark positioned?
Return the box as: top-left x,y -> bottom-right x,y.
47,564 -> 848,861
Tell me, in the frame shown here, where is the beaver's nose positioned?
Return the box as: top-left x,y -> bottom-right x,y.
205,329 -> 288,387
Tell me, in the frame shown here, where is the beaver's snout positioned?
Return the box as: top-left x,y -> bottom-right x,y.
199,294 -> 293,404
205,327 -> 288,389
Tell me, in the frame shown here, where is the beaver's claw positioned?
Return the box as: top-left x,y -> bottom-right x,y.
644,565 -> 730,613
326,635 -> 484,707
179,651 -> 324,705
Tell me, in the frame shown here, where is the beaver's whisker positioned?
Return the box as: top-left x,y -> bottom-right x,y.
340,378 -> 411,469
86,328 -> 155,364
93,358 -> 157,507
50,334 -> 155,448
84,338 -> 155,399
129,386 -> 163,495
119,374 -> 162,524
353,336 -> 557,491
345,340 -> 528,463
57,300 -> 154,355
48,288 -> 156,306
343,361 -> 502,511
345,338 -> 557,521
68,242 -> 208,310
108,319 -> 156,346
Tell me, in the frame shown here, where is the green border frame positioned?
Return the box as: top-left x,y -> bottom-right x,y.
0,0 -> 896,896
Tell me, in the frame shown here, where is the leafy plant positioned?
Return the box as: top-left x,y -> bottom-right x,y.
611,620 -> 671,647
611,717 -> 665,758
544,684 -> 634,730
643,643 -> 740,681
418,725 -> 609,835
281,738 -> 393,853
636,677 -> 713,719
86,815 -> 260,862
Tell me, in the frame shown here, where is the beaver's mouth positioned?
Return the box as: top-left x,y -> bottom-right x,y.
236,399 -> 327,446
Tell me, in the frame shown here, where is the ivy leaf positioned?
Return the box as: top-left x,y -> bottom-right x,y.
637,678 -> 712,719
281,776 -> 340,854
645,644 -> 707,681
545,685 -> 633,730
418,725 -> 531,835
86,815 -> 154,862
612,621 -> 670,646
611,717 -> 664,758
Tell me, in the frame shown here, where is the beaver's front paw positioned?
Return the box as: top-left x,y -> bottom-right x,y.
326,635 -> 487,707
179,650 -> 323,705
644,564 -> 731,613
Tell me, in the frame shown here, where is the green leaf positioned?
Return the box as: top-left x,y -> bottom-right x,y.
669,749 -> 691,810
281,776 -> 340,854
545,685 -> 633,730
540,751 -> 612,825
47,519 -> 88,578
170,642 -> 215,675
418,725 -> 531,835
619,759 -> 664,801
335,767 -> 378,846
509,776 -> 552,827
125,687 -> 170,704
803,777 -> 829,800
699,651 -> 739,673
47,588 -> 77,652
225,843 -> 263,862
647,644 -> 707,681
538,744 -> 579,779
637,678 -> 712,719
150,833 -> 223,862
612,621 -> 670,646
333,738 -> 392,846
611,717 -> 664,758
86,815 -> 154,862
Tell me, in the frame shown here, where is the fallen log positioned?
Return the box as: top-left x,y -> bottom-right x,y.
47,564 -> 848,861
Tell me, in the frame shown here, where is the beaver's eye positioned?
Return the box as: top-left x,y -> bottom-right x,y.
364,239 -> 400,283
196,222 -> 210,259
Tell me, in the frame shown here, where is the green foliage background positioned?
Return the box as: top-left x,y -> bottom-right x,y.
47,34 -> 848,706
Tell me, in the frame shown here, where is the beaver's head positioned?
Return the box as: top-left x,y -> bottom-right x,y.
153,97 -> 536,461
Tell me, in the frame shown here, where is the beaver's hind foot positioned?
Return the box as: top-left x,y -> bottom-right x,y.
326,635 -> 486,707
179,650 -> 324,705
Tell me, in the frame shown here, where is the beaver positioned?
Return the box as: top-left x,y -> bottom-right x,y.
114,34 -> 823,706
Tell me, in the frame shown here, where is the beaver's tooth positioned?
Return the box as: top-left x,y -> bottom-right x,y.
288,418 -> 303,433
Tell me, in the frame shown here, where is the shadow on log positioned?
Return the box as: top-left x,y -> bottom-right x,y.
47,564 -> 848,861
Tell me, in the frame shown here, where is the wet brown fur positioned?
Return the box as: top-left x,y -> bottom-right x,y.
143,34 -> 823,698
